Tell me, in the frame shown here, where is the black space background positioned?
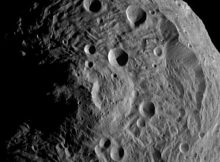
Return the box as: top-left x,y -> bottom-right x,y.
0,0 -> 219,159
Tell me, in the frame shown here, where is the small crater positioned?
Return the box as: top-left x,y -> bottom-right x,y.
153,46 -> 163,57
126,5 -> 147,27
110,146 -> 125,161
118,147 -> 124,159
112,73 -> 118,79
85,61 -> 94,68
149,10 -> 156,15
99,137 -> 111,149
104,139 -> 111,148
116,51 -> 128,66
89,0 -> 102,13
84,0 -> 102,13
152,148 -> 165,162
149,8 -> 160,15
179,142 -> 190,153
84,44 -> 96,55
108,48 -> 129,67
152,63 -> 157,68
140,101 -> 156,118
199,132 -> 205,139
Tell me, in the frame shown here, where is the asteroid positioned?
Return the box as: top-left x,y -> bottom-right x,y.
2,0 -> 220,161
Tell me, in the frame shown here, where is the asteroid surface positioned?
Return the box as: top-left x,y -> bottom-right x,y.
1,0 -> 220,162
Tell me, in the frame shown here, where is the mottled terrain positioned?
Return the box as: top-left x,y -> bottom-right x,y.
1,0 -> 220,162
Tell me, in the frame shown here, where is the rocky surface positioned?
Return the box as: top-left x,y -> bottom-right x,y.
1,0 -> 220,162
